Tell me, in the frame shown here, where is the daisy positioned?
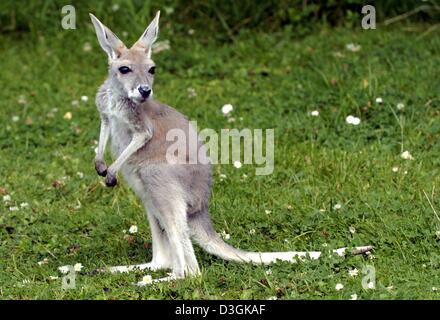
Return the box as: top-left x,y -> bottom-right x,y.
233,161 -> 242,169
141,275 -> 153,285
129,225 -> 138,234
187,87 -> 197,98
346,43 -> 361,52
346,115 -> 361,125
81,96 -> 89,102
392,166 -> 399,172
249,229 -> 256,235
58,266 -> 70,274
348,268 -> 359,277
82,42 -> 92,52
3,195 -> 11,202
401,150 -> 414,160
350,294 -> 358,300
221,104 -> 233,115
335,283 -> 344,291
74,263 -> 83,272
375,97 -> 383,104
64,112 -> 72,120
310,110 -> 319,117
333,203 -> 342,210
396,103 -> 405,110
366,281 -> 375,289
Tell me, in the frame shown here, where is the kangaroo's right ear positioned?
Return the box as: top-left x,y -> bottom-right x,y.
89,13 -> 126,60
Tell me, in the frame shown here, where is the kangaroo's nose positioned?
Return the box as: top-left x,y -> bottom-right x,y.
138,86 -> 151,99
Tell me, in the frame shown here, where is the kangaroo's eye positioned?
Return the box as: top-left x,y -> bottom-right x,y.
118,66 -> 131,74
148,66 -> 156,75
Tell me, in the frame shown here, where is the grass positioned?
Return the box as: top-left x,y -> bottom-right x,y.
1,21 -> 440,299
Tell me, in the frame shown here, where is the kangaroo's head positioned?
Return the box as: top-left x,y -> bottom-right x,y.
90,12 -> 160,103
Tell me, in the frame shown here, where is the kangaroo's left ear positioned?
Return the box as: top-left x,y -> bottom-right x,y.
132,11 -> 160,57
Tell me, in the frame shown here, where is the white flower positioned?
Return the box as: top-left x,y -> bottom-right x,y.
349,226 -> 356,234
346,43 -> 361,52
333,203 -> 342,210
3,195 -> 11,202
249,228 -> 256,235
366,281 -> 375,289
401,150 -> 414,160
129,225 -> 138,234
9,206 -> 19,212
267,296 -> 277,300
233,161 -> 242,169
335,283 -> 344,291
49,276 -> 59,280
77,172 -> 84,179
38,258 -> 49,266
58,266 -> 70,274
12,116 -> 20,122
71,100 -> 79,107
397,103 -> 405,110
350,293 -> 358,300
81,96 -> 89,102
310,110 -> 319,117
392,166 -> 399,172
265,269 -> 272,275
435,230 -> 440,240
20,202 -> 29,208
221,104 -> 233,115
221,230 -> 230,240
265,210 -> 272,215
141,275 -> 153,285
346,115 -> 361,125
18,95 -> 27,105
111,4 -> 120,11
82,42 -> 92,52
227,117 -> 236,123
74,263 -> 83,272
188,29 -> 195,35
64,112 -> 72,120
348,268 -> 359,277
432,287 -> 438,291
219,174 -> 227,181
375,97 -> 383,104
187,87 -> 197,98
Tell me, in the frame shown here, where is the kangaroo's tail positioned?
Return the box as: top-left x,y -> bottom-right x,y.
188,211 -> 373,264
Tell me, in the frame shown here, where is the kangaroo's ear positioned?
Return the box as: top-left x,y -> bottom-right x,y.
132,11 -> 160,57
89,13 -> 126,60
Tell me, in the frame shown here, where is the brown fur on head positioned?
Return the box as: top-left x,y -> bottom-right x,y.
90,12 -> 160,103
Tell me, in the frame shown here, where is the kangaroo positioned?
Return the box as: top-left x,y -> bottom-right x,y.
89,12 -> 373,284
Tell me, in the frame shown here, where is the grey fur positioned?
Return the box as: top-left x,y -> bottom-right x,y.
90,12 -> 373,280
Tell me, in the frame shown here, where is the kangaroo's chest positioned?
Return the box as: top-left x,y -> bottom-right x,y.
107,100 -> 134,158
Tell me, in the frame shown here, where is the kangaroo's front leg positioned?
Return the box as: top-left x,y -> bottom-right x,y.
95,117 -> 110,177
105,131 -> 152,187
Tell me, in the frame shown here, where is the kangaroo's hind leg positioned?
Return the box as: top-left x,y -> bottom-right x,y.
144,171 -> 200,280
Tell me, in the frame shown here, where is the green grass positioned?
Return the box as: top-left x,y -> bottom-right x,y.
1,23 -> 440,299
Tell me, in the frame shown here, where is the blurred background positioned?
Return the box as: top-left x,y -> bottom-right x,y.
1,0 -> 439,41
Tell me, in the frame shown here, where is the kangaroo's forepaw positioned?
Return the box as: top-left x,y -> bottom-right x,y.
95,160 -> 108,177
105,174 -> 117,187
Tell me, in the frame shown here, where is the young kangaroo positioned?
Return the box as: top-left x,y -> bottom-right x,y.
90,12 -> 372,283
